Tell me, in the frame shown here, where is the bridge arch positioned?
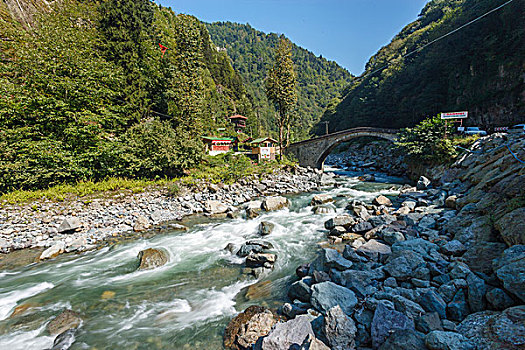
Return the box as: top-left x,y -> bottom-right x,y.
285,127 -> 398,169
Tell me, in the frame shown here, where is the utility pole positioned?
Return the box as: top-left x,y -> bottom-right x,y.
321,121 -> 330,135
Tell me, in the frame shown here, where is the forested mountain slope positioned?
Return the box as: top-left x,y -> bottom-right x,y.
313,0 -> 524,134
0,0 -> 253,191
207,22 -> 354,141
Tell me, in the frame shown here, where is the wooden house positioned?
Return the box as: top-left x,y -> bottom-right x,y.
250,137 -> 278,161
201,136 -> 234,155
229,115 -> 248,133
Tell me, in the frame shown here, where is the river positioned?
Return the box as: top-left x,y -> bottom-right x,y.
0,169 -> 405,349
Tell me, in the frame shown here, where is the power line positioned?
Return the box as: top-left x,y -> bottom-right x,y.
354,0 -> 515,83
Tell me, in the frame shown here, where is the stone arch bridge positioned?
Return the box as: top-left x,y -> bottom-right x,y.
285,127 -> 398,169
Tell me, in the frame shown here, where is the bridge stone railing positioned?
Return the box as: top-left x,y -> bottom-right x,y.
285,127 -> 398,169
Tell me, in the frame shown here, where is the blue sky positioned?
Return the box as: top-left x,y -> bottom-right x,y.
157,0 -> 429,74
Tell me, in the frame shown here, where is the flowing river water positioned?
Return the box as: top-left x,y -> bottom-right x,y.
0,169 -> 405,349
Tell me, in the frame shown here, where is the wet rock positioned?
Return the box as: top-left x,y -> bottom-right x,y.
371,303 -> 414,349
311,194 -> 333,206
417,176 -> 431,190
299,334 -> 330,350
311,281 -> 357,315
246,207 -> 261,219
352,221 -> 373,233
358,174 -> 375,182
57,217 -> 81,234
329,226 -> 347,237
313,205 -> 335,214
495,208 -> 525,246
493,245 -> 525,302
289,278 -> 312,303
224,243 -> 236,254
137,248 -> 169,270
262,196 -> 288,211
373,195 -> 392,207
237,244 -> 264,257
342,245 -> 368,263
445,195 -> 457,209
47,310 -> 82,335
261,314 -> 315,350
50,329 -> 76,350
416,312 -> 443,333
245,253 -> 276,268
378,329 -> 426,350
425,330 -> 475,350
324,215 -> 355,230
419,290 -> 447,319
245,281 -> 273,301
65,237 -> 87,253
324,305 -> 357,350
224,305 -> 276,350
296,264 -> 310,278
258,222 -> 275,236
40,242 -> 65,260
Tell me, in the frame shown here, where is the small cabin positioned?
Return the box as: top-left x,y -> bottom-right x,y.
201,136 -> 234,155
229,115 -> 248,133
250,137 -> 278,161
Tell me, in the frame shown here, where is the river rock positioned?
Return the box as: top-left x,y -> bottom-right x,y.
378,329 -> 426,350
356,239 -> 392,262
419,290 -> 447,319
493,245 -> 525,302
261,314 -> 315,350
237,244 -> 263,257
311,281 -> 357,315
416,312 -> 443,333
204,200 -> 229,214
311,194 -> 333,206
47,310 -> 82,335
246,253 -> 276,268
440,240 -> 466,256
322,248 -> 353,271
417,176 -> 431,190
299,334 -> 330,350
324,305 -> 357,350
258,221 -> 275,236
224,305 -> 277,350
495,208 -> 525,246
133,215 -> 151,232
425,330 -> 475,350
447,290 -> 470,322
384,249 -> 426,280
289,278 -> 312,303
262,196 -> 288,211
445,195 -> 457,209
137,248 -> 169,270
40,242 -> 65,260
324,215 -> 355,230
373,195 -> 392,207
371,303 -> 414,349
352,221 -> 373,233
466,273 -> 486,312
50,329 -> 76,350
57,217 -> 81,234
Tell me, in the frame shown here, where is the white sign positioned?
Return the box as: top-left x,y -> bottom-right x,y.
441,111 -> 468,119
260,147 -> 271,159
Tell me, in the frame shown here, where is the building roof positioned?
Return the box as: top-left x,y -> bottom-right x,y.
229,114 -> 248,120
250,137 -> 277,145
201,136 -> 235,142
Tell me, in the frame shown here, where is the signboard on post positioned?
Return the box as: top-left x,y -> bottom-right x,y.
441,111 -> 468,119
260,147 -> 271,160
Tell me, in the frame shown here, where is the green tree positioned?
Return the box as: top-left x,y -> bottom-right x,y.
265,36 -> 297,157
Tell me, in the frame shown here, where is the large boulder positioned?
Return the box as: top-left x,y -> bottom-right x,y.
245,253 -> 276,268
311,194 -> 333,206
289,278 -> 312,303
204,200 -> 229,214
258,222 -> 275,236
261,314 -> 315,350
137,248 -> 169,270
311,282 -> 357,315
457,306 -> 525,350
57,217 -> 82,234
324,305 -> 357,350
324,215 -> 355,230
224,305 -> 277,350
47,310 -> 82,335
495,208 -> 525,246
237,244 -> 264,257
262,196 -> 289,211
493,245 -> 525,302
371,303 -> 414,349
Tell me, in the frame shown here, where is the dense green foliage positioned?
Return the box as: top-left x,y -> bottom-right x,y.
315,0 -> 524,134
207,22 -> 354,141
266,36 -> 297,151
395,116 -> 457,163
0,0 -> 253,192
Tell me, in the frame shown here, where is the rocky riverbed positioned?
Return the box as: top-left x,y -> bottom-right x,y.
225,134 -> 525,350
0,167 -> 321,258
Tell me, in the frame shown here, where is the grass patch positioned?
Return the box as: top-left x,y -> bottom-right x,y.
1,153 -> 296,204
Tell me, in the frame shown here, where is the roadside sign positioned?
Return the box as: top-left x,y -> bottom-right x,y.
441,111 -> 468,119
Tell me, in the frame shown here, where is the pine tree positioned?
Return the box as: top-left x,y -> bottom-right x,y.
265,36 -> 297,158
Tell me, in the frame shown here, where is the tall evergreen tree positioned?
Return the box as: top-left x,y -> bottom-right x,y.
265,36 -> 297,157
